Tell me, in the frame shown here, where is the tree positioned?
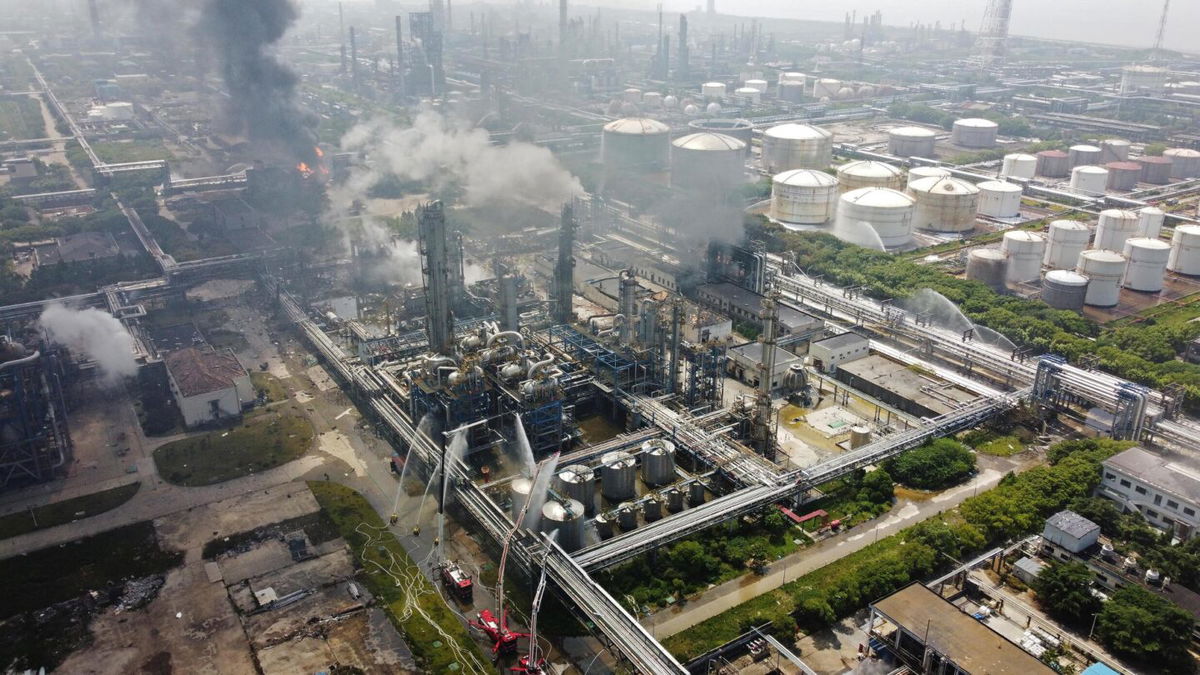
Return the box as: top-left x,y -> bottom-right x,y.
670,540 -> 717,582
884,439 -> 975,490
1031,562 -> 1100,625
1095,585 -> 1194,670
857,468 -> 894,505
763,508 -> 788,533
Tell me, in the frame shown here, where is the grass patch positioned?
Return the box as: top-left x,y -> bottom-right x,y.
0,96 -> 46,140
973,434 -> 1026,456
154,408 -> 313,486
250,371 -> 289,403
202,510 -> 340,560
0,482 -> 140,540
308,482 -> 490,673
90,139 -> 174,164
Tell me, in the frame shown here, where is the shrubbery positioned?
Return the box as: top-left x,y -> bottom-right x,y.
884,438 -> 975,490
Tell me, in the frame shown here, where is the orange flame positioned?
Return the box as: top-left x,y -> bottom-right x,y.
314,146 -> 325,158
297,162 -> 313,177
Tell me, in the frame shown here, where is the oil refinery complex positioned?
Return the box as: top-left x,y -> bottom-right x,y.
4,0 -> 1200,673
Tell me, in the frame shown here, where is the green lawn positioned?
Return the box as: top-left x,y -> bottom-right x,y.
0,482 -> 140,540
91,140 -> 173,164
154,408 -> 314,486
308,482 -> 490,673
0,96 -> 46,140
973,434 -> 1026,456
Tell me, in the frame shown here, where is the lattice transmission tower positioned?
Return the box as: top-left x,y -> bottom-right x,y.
974,0 -> 1013,67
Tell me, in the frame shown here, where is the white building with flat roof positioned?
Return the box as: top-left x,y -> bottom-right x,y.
1098,447 -> 1200,541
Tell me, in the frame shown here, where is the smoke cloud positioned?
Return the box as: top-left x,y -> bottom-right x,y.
339,112 -> 584,209
354,217 -> 424,287
197,0 -> 317,163
39,304 -> 138,384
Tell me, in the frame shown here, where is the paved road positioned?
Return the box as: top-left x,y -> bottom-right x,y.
644,455 -> 1027,639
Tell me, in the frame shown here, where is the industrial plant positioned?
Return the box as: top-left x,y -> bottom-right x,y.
3,0 -> 1200,673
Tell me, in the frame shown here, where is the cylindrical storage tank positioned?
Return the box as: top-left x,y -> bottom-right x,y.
640,439 -> 676,486
908,176 -> 980,232
1001,153 -> 1038,179
1121,65 -> 1168,95
1043,220 -> 1091,269
734,87 -> 761,104
771,169 -> 838,225
813,78 -> 841,99
594,514 -> 614,539
1137,156 -> 1173,185
744,78 -> 768,93
666,488 -> 684,512
779,71 -> 806,85
906,166 -> 950,189
601,118 -> 671,175
688,118 -> 753,153
600,451 -> 636,502
836,160 -> 905,193
1068,144 -> 1102,167
1100,139 -> 1131,163
541,499 -> 585,552
701,82 -> 727,98
623,88 -> 642,103
1070,165 -> 1109,195
837,187 -> 915,248
1094,209 -> 1140,252
977,180 -> 1023,218
762,123 -> 834,173
1001,231 -> 1047,283
555,464 -> 596,516
617,503 -> 637,530
966,248 -> 1008,291
1104,161 -> 1142,191
1137,207 -> 1166,239
670,132 -> 746,192
1168,225 -> 1200,275
849,426 -> 872,449
642,92 -> 663,108
643,498 -> 662,522
779,81 -> 806,102
887,126 -> 938,159
951,118 -> 998,148
1042,270 -> 1089,311
1036,150 -> 1070,178
1164,148 -> 1200,179
511,477 -> 534,523
1122,238 -> 1171,292
687,481 -> 706,506
1077,250 -> 1126,307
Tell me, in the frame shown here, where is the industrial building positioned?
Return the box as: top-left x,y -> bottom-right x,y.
1097,447 -> 1200,541
834,355 -> 980,418
164,347 -> 253,428
727,342 -> 802,391
693,283 -> 822,343
808,332 -> 869,374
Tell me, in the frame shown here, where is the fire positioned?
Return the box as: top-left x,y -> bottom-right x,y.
314,146 -> 324,158
297,162 -> 314,177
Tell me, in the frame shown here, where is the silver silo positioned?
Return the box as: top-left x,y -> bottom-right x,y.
556,464 -> 596,515
688,482 -> 706,506
511,477 -> 534,523
600,451 -> 637,502
666,488 -> 685,512
617,503 -> 638,530
643,498 -> 663,522
640,439 -> 677,486
541,498 -> 585,552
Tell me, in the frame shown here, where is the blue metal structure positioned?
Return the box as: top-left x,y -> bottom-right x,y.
0,346 -> 72,490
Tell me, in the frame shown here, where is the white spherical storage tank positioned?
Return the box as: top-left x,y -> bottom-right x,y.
906,166 -> 951,189
1168,224 -> 1200,275
1077,249 -> 1127,307
1070,165 -> 1109,195
670,132 -> 747,192
1094,209 -> 1140,252
761,123 -> 834,173
977,180 -> 1023,218
837,187 -> 915,248
1122,237 -> 1171,292
1043,220 -> 1091,269
908,176 -> 980,232
1001,153 -> 1038,179
1137,206 -> 1166,239
701,82 -> 727,98
1001,231 -> 1046,282
770,169 -> 838,226
1042,270 -> 1090,311
951,118 -> 999,148
887,126 -> 937,158
836,160 -> 905,193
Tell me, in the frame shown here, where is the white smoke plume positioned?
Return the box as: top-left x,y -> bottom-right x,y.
338,111 -> 583,209
355,217 -> 423,287
39,304 -> 138,384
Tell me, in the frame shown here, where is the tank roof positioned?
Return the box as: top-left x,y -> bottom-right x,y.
954,117 -> 999,128
838,160 -> 903,178
1080,249 -> 1125,262
1165,148 -> 1200,158
841,187 -> 914,207
978,180 -> 1023,192
971,248 -> 1007,260
774,168 -> 838,187
1126,237 -> 1170,250
1105,161 -> 1142,170
1070,144 -> 1101,151
604,117 -> 670,134
1073,165 -> 1108,174
909,176 -> 981,195
1004,230 -> 1044,243
1049,219 -> 1089,230
764,123 -> 833,140
1045,269 -> 1088,284
1100,208 -> 1137,218
672,132 -> 746,151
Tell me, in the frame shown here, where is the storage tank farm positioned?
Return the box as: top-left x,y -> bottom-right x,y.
1168,225 -> 1200,275
1122,238 -> 1171,292
555,464 -> 596,515
836,160 -> 905,194
1070,165 -> 1109,195
1094,210 -> 1140,252
761,123 -> 834,173
1001,231 -> 1046,283
1137,207 -> 1166,239
1044,220 -> 1091,269
1001,153 -> 1038,179
908,176 -> 980,232
906,166 -> 950,188
977,180 -> 1023,218
771,169 -> 838,227
966,248 -> 1009,291
1077,249 -> 1127,306
837,187 -> 915,248
670,132 -> 746,193
951,118 -> 998,148
887,126 -> 938,158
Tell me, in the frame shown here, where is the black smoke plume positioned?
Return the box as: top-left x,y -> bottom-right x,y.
199,0 -> 317,164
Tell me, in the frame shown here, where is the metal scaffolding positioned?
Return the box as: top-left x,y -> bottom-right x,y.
0,347 -> 72,490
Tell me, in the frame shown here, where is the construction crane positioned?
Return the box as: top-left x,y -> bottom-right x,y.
1151,0 -> 1170,59
975,0 -> 1013,68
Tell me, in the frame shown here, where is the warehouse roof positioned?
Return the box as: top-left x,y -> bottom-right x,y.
811,332 -> 869,351
1045,510 -> 1100,540
165,347 -> 246,397
1103,447 -> 1200,504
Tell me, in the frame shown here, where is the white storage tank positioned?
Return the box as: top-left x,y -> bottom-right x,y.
977,180 -> 1023,218
1002,231 -> 1046,282
1137,206 -> 1166,239
1001,153 -> 1038,179
1068,144 -> 1102,167
1070,165 -> 1109,195
771,169 -> 838,226
951,118 -> 999,148
1094,209 -> 1140,252
670,132 -> 747,193
1077,250 -> 1127,307
1042,270 -> 1089,311
779,81 -> 806,102
640,439 -> 676,486
744,78 -> 768,93
906,165 -> 951,189
623,88 -> 643,103
1168,224 -> 1200,275
778,71 -> 806,85
540,498 -> 585,552
1122,237 -> 1171,292
888,126 -> 937,158
600,451 -> 637,502
1164,148 -> 1200,179
1100,139 -> 1131,163
688,119 -> 754,154
837,187 -> 915,249
511,477 -> 534,524
601,118 -> 671,176
836,160 -> 905,193
734,87 -> 761,104
908,176 -> 980,232
761,123 -> 834,173
813,78 -> 842,99
966,248 -> 1009,291
701,82 -> 727,98
555,464 -> 596,515
1044,220 -> 1091,269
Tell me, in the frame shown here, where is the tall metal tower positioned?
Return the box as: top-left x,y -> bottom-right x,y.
974,0 -> 1013,67
418,201 -> 455,355
552,205 -> 576,325
1151,0 -> 1171,60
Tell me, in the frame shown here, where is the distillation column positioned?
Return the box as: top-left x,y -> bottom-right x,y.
750,293 -> 779,459
418,201 -> 455,355
553,205 -> 576,324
